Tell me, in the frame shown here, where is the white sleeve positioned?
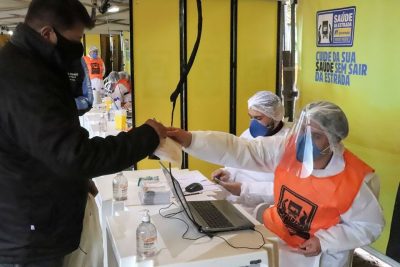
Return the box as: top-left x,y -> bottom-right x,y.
185,131 -> 284,173
364,172 -> 380,199
314,181 -> 385,253
238,181 -> 274,206
223,167 -> 239,182
111,86 -> 122,101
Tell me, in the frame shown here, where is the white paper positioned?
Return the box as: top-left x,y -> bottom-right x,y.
154,137 -> 182,166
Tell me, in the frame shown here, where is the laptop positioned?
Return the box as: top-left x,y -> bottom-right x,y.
160,162 -> 255,234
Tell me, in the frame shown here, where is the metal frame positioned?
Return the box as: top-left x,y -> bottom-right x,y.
179,0 -> 189,169
229,0 -> 238,135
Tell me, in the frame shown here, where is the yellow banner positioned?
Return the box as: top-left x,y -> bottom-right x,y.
297,0 -> 400,253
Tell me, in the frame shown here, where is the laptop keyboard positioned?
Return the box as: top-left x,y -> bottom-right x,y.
190,201 -> 234,228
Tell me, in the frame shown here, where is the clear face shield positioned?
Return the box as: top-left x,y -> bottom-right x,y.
279,107 -> 332,178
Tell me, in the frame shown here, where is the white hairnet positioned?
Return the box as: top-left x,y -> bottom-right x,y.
247,91 -> 284,121
305,101 -> 349,145
89,46 -> 98,53
279,101 -> 348,178
108,71 -> 119,83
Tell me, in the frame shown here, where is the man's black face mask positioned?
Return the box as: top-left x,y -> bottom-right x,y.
54,29 -> 83,65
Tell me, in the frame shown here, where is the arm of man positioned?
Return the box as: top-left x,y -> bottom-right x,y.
6,81 -> 162,179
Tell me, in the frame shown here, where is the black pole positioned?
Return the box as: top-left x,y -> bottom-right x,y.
83,34 -> 87,56
276,2 -> 283,99
129,0 -> 137,169
179,0 -> 189,169
282,1 -> 298,122
129,0 -> 135,128
229,0 -> 238,135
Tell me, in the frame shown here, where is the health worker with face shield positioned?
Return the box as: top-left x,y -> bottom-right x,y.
83,46 -> 106,102
211,91 -> 289,217
105,71 -> 132,110
167,101 -> 384,267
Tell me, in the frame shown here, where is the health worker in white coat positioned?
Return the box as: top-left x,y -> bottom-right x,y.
211,91 -> 289,217
167,101 -> 384,267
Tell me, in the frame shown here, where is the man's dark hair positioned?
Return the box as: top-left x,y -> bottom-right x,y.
25,0 -> 95,30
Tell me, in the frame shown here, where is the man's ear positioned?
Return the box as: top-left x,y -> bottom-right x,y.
39,26 -> 57,44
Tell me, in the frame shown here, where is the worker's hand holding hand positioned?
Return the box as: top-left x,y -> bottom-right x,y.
211,169 -> 230,182
145,119 -> 167,139
217,181 -> 242,196
293,236 -> 321,257
166,127 -> 192,148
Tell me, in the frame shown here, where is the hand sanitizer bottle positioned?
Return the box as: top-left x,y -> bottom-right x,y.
99,113 -> 107,137
112,172 -> 128,201
112,172 -> 128,215
136,209 -> 157,260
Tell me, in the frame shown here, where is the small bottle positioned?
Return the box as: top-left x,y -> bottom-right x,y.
112,172 -> 128,201
99,113 -> 107,137
136,209 -> 157,259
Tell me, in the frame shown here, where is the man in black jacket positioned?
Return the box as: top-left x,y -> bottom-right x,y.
0,0 -> 165,266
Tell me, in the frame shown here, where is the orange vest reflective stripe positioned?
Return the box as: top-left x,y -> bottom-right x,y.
263,149 -> 373,247
83,56 -> 104,80
117,79 -> 131,93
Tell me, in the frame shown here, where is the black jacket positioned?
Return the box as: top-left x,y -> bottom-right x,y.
0,24 -> 159,263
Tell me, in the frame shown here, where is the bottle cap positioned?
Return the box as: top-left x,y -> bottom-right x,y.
141,209 -> 150,223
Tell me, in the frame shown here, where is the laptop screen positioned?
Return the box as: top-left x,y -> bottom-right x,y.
160,162 -> 197,223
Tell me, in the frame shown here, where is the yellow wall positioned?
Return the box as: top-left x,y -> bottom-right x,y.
185,0 -> 277,177
297,0 -> 400,253
132,0 -> 277,177
236,0 -> 278,135
133,0 -> 181,170
186,0 -> 231,176
84,34 -> 101,56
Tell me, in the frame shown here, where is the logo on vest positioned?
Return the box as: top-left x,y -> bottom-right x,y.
91,63 -> 101,74
277,186 -> 318,240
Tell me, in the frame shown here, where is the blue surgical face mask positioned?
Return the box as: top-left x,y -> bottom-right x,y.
249,119 -> 273,137
296,134 -> 326,162
91,51 -> 98,59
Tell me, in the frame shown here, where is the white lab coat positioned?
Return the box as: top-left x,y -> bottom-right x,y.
222,127 -> 289,216
89,61 -> 106,95
184,131 -> 384,267
111,82 -> 131,108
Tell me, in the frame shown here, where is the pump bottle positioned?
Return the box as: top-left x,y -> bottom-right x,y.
136,209 -> 157,259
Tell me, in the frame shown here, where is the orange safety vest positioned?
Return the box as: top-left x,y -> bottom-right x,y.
263,148 -> 373,247
83,56 -> 104,80
117,79 -> 131,93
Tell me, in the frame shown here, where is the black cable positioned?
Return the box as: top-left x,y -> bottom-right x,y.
170,0 -> 203,127
159,203 -> 208,241
214,228 -> 266,250
159,202 -> 182,218
166,163 -> 204,232
159,168 -> 266,247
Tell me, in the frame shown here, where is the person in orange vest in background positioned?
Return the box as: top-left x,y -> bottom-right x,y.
167,101 -> 384,267
83,46 -> 105,103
